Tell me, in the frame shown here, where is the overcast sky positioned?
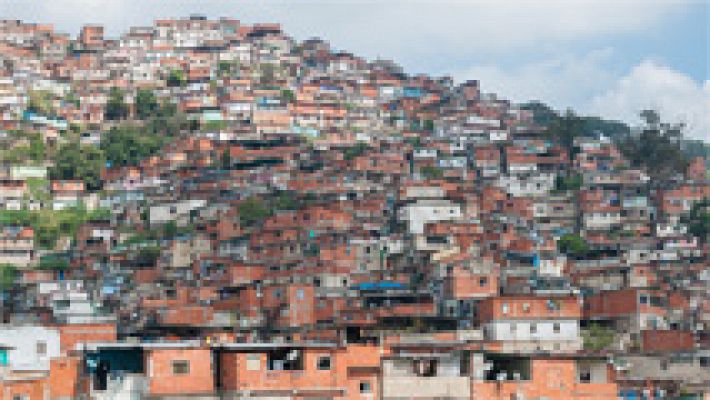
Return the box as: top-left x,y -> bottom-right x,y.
1,0 -> 707,140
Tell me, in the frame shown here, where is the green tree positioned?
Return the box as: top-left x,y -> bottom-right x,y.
65,91 -> 81,108
0,264 -> 17,290
220,148 -> 231,170
582,324 -> 616,352
2,131 -> 46,162
135,89 -> 158,120
423,119 -> 434,132
27,134 -> 46,161
0,208 -> 108,250
218,61 -> 230,75
260,64 -> 276,86
420,165 -> 444,180
157,100 -> 178,118
405,136 -> 422,147
105,87 -> 128,120
202,120 -> 227,132
48,142 -> 105,190
546,109 -> 584,163
167,69 -> 186,87
137,246 -> 161,267
281,89 -> 295,103
555,174 -> 583,191
27,90 -> 54,116
38,254 -> 70,271
238,197 -> 270,227
218,61 -> 239,77
618,110 -> 688,182
101,125 -> 167,168
272,191 -> 298,211
521,101 -> 630,139
681,198 -> 709,243
343,142 -> 368,160
557,234 -> 589,257
162,221 -> 178,239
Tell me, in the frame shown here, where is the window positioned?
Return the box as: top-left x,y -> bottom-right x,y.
267,349 -> 303,371
510,323 -> 517,333
317,356 -> 331,370
360,381 -> 371,393
36,341 -> 47,356
502,303 -> 509,315
13,395 -> 28,400
579,369 -> 591,383
529,324 -> 537,334
669,354 -> 694,365
485,356 -> 532,381
650,296 -> 663,307
172,360 -> 190,375
479,277 -> 488,287
522,303 -> 530,312
246,355 -> 261,371
553,323 -> 560,333
413,359 -> 437,377
55,299 -> 70,310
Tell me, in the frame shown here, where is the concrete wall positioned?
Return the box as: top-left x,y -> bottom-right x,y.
621,354 -> 710,385
485,320 -> 580,342
149,199 -> 207,226
399,200 -> 462,234
382,354 -> 471,399
382,376 -> 470,399
0,325 -> 60,371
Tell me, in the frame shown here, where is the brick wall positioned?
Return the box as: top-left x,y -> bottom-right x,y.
49,356 -> 81,399
58,323 -> 117,355
641,330 -> 694,352
147,347 -> 215,396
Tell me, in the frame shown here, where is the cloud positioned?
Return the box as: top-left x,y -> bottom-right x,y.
454,51 -> 708,142
588,60 -> 709,141
0,1 -> 704,140
0,1 -> 693,57
450,48 -> 619,109
2,0 -> 696,81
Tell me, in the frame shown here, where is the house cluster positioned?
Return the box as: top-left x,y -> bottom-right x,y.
0,16 -> 708,399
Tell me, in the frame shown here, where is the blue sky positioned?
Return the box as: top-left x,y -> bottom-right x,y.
1,0 -> 707,140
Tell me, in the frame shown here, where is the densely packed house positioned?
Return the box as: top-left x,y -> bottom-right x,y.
0,16 -> 707,399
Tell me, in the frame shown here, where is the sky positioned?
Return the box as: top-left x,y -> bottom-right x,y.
1,0 -> 708,140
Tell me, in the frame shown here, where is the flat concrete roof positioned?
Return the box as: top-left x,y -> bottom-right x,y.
77,340 -> 339,352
